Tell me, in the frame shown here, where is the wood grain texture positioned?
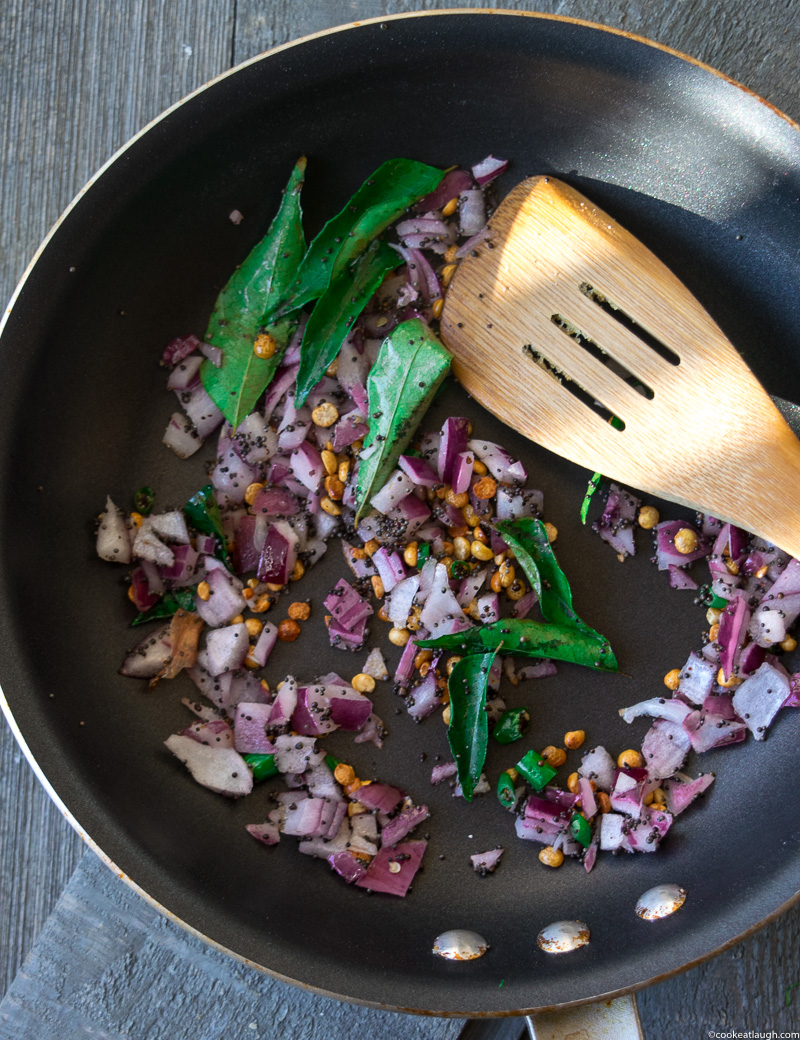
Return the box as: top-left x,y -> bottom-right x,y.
2,1 -> 800,1036
0,853 -> 471,1040
442,174 -> 800,556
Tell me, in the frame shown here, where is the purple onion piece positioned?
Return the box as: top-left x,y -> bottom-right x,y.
354,840 -> 427,897
641,719 -> 691,779
163,334 -> 200,366
437,417 -> 471,483
246,822 -> 280,846
732,660 -> 791,739
470,846 -> 505,876
471,154 -> 508,185
662,773 -> 715,815
398,453 -> 439,487
328,850 -> 367,883
354,783 -> 404,814
164,735 -> 253,798
233,703 -> 273,753
381,804 -> 430,848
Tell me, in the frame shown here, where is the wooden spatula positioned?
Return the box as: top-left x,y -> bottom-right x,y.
440,175 -> 800,558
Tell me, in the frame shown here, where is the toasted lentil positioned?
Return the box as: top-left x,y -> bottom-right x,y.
277,619 -> 301,642
312,402 -> 339,427
253,332 -> 276,358
287,601 -> 311,621
674,527 -> 699,554
541,746 -> 567,768
617,749 -> 644,769
637,505 -> 660,529
564,729 -> 585,750
538,846 -> 564,868
664,668 -> 681,690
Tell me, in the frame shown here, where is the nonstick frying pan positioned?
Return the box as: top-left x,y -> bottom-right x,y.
2,10 -> 800,1018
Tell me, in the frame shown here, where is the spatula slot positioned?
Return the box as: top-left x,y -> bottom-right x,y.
580,283 -> 681,367
521,342 -> 626,430
550,314 -> 655,401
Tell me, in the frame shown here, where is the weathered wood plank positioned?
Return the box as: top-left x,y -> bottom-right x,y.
0,0 -> 234,997
0,853 -> 471,1040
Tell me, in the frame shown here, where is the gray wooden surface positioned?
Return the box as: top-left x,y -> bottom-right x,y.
2,1 -> 800,1035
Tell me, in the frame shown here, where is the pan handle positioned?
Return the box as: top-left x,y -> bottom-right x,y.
525,992 -> 643,1040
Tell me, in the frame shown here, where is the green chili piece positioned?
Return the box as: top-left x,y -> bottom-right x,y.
450,559 -> 473,581
324,753 -> 341,772
133,485 -> 154,516
580,472 -> 602,524
243,753 -> 279,782
184,484 -> 228,562
496,770 -> 518,810
570,812 -> 592,848
492,707 -> 531,745
707,593 -> 729,610
515,750 -> 557,791
417,543 -> 431,565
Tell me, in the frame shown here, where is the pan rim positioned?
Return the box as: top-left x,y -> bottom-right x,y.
2,7 -> 800,1017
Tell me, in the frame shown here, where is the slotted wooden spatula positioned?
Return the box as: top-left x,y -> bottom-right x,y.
440,175 -> 800,558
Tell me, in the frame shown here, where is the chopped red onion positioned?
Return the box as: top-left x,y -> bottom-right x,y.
165,735 -> 253,797
249,621 -> 278,668
467,439 -> 526,483
578,778 -> 597,819
677,650 -> 717,705
263,364 -> 300,422
593,483 -> 639,558
246,821 -> 280,846
718,594 -> 750,680
328,850 -> 367,883
382,804 -> 430,848
732,660 -> 791,739
599,812 -> 626,851
372,547 -> 407,593
682,709 -> 748,752
163,411 -> 204,458
206,623 -> 249,675
512,590 -> 536,620
619,696 -> 692,726
328,686 -> 373,730
516,659 -> 557,681
292,685 -> 339,737
194,566 -> 247,626
233,703 -> 274,753
96,496 -> 132,564
437,417 -> 470,483
397,453 -> 439,487
662,772 -> 715,815
167,353 -> 203,390
470,846 -> 504,876
199,341 -> 223,367
163,334 -> 200,366
610,767 -> 647,815
371,470 -> 416,514
272,734 -> 322,774
471,155 -> 508,185
354,840 -> 427,897
268,678 -> 298,729
324,579 -> 373,630
641,719 -> 691,778
655,520 -> 710,570
178,381 -> 224,439
416,168 -> 474,212
119,624 -> 173,678
406,672 -> 441,720
257,521 -> 297,585
668,564 -> 699,590
455,227 -> 490,258
458,190 -> 486,236
354,782 -> 404,814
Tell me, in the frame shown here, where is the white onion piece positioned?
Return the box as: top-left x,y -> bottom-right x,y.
96,496 -> 131,563
163,412 -> 203,458
362,647 -> 388,680
732,660 -> 791,739
167,354 -> 203,390
148,511 -> 190,544
178,382 -> 224,439
458,190 -> 486,236
132,524 -> 174,567
205,623 -> 249,676
164,735 -> 253,798
119,624 -> 172,678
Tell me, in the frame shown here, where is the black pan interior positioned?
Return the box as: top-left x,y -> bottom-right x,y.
2,12 -> 800,1015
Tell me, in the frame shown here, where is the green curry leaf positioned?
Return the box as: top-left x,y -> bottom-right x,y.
447,650 -> 497,802
200,158 -> 306,429
354,319 -> 451,522
268,158 -> 446,319
294,239 -> 401,406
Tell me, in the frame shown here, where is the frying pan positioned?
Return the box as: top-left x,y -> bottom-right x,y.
2,10 -> 800,1018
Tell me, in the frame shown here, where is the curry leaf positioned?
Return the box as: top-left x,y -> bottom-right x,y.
447,650 -> 497,802
495,517 -> 604,635
269,158 -> 446,319
200,158 -> 306,429
294,239 -> 401,406
417,618 -> 618,672
354,319 -> 451,522
132,588 -> 196,627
